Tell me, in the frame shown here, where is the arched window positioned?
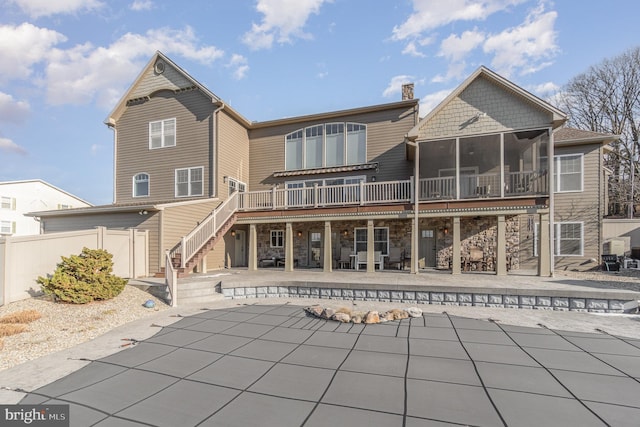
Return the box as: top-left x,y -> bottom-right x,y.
133,173 -> 149,197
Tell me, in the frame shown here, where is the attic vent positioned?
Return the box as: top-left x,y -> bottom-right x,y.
154,61 -> 165,74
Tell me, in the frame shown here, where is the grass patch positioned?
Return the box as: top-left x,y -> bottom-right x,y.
0,324 -> 28,337
0,310 -> 42,324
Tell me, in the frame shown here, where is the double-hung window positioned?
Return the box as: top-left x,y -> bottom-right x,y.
554,154 -> 583,192
285,122 -> 366,170
175,167 -> 203,197
149,118 -> 176,149
0,220 -> 14,235
133,173 -> 150,197
354,227 -> 389,255
1,196 -> 14,210
270,230 -> 284,248
534,222 -> 583,256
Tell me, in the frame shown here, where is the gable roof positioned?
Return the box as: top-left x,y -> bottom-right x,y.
0,179 -> 92,206
407,66 -> 567,140
105,51 -> 250,127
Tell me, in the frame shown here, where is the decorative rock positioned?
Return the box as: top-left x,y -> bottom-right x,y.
387,308 -> 409,320
321,307 -> 335,319
364,311 -> 380,324
352,313 -> 363,324
143,299 -> 155,308
406,307 -> 423,318
332,312 -> 351,323
305,305 -> 323,317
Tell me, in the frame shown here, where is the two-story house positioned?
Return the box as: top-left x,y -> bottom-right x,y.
0,180 -> 91,236
33,52 -> 614,277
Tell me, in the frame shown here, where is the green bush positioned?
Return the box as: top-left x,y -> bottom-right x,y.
38,247 -> 128,304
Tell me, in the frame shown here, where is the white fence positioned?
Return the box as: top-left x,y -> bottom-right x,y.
0,227 -> 148,306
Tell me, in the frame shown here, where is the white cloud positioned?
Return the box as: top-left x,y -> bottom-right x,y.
402,41 -> 426,58
0,137 -> 27,155
392,0 -> 524,41
438,30 -> 485,62
483,3 -> 558,77
418,88 -> 453,116
242,0 -> 330,50
0,92 -> 30,124
529,81 -> 559,97
383,75 -> 415,98
130,0 -> 153,11
8,0 -> 103,18
44,26 -> 224,108
227,54 -> 249,80
0,23 -> 66,83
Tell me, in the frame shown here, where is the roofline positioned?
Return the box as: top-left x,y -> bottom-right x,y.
407,66 -> 567,140
104,52 -> 252,128
250,99 -> 419,129
0,179 -> 92,206
554,134 -> 621,147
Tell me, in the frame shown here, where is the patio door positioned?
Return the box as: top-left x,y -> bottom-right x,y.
419,229 -> 436,268
234,230 -> 246,267
308,231 -> 323,267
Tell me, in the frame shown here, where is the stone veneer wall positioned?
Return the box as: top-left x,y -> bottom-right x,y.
256,216 -> 521,269
221,285 -> 630,313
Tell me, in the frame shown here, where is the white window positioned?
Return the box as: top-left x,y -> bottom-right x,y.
347,123 -> 366,164
285,130 -> 303,170
175,167 -> 203,197
270,230 -> 284,248
0,220 -> 14,235
149,118 -> 176,149
133,173 -> 150,197
57,204 -> 72,209
534,222 -> 583,256
1,196 -> 14,210
554,154 -> 583,192
285,123 -> 366,170
354,227 -> 389,255
228,177 -> 246,194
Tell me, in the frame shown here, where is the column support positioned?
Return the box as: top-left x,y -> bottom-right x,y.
496,215 -> 507,276
248,224 -> 257,271
367,219 -> 375,273
285,222 -> 294,272
452,216 -> 461,274
323,221 -> 332,272
538,213 -> 551,276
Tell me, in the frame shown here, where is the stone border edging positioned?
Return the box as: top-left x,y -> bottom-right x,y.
221,285 -> 634,313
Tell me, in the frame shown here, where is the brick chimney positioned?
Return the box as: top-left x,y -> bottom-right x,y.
402,83 -> 414,100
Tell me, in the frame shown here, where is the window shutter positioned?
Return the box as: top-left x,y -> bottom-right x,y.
11,197 -> 16,210
11,221 -> 16,234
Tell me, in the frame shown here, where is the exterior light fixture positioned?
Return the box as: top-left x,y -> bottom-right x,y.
231,230 -> 236,237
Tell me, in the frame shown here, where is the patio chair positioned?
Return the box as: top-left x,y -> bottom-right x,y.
386,247 -> 403,270
373,251 -> 383,270
338,247 -> 352,269
356,251 -> 367,270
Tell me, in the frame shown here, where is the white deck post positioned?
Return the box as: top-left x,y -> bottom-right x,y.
323,221 -> 332,272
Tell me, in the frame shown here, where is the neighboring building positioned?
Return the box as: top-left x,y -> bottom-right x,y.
32,52 -> 616,276
0,180 -> 91,237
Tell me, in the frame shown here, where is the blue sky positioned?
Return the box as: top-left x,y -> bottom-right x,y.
1,0 -> 639,206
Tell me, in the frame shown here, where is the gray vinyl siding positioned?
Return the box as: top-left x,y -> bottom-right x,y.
248,104 -> 418,190
416,76 -> 553,141
217,110 -> 250,197
41,212 -> 160,275
553,143 -> 603,270
161,200 -> 227,271
115,89 -> 214,204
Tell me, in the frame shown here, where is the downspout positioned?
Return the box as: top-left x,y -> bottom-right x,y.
211,102 -> 225,198
548,127 -> 555,277
107,122 -> 117,203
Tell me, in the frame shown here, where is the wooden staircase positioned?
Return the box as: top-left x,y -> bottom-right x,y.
156,214 -> 236,278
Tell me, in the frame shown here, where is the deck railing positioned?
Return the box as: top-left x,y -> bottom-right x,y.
238,180 -> 413,211
170,192 -> 239,268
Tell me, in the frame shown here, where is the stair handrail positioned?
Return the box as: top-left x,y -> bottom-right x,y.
177,192 -> 239,268
164,250 -> 178,307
